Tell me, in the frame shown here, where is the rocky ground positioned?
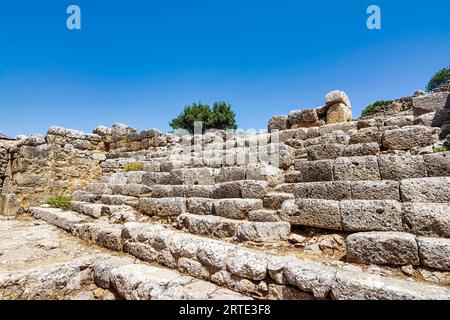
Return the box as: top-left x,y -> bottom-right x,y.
0,215 -> 118,299
0,215 -> 250,300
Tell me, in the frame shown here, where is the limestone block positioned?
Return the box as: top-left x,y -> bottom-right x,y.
418,237 -> 450,271
346,232 -> 419,266
400,177 -> 450,202
294,159 -> 334,182
350,180 -> 400,200
402,202 -> 450,238
326,103 -> 352,124
378,155 -> 427,180
423,152 -> 450,177
306,144 -> 345,160
382,126 -> 440,150
325,90 -> 351,108
268,115 -> 289,131
340,200 -> 403,232
280,198 -> 342,230
412,92 -> 449,117
215,199 -> 263,220
334,156 -> 381,181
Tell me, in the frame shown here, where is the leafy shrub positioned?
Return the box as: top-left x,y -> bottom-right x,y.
44,195 -> 71,210
427,67 -> 450,92
124,161 -> 144,172
361,100 -> 394,117
170,101 -> 237,133
433,145 -> 450,153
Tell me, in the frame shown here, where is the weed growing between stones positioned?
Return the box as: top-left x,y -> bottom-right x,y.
44,195 -> 71,210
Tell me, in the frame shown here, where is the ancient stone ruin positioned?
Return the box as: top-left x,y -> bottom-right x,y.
1,88 -> 450,300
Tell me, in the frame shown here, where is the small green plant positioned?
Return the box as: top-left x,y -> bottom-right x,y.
124,161 -> 144,172
433,145 -> 450,153
427,67 -> 450,92
361,100 -> 394,117
44,195 -> 71,210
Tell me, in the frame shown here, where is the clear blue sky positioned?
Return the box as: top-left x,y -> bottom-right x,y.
1,0 -> 449,136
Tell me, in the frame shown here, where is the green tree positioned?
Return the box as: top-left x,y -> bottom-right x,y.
169,101 -> 237,133
212,101 -> 237,130
169,102 -> 214,133
427,66 -> 450,92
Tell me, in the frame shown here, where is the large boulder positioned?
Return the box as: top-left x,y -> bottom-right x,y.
326,103 -> 352,124
325,90 -> 351,108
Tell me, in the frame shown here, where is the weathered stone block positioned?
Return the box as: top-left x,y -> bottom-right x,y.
331,269 -> 450,300
334,156 -> 381,181
263,192 -> 295,210
378,155 -> 427,180
402,202 -> 450,238
349,128 -> 382,144
294,159 -> 334,182
291,181 -> 352,201
306,144 -> 345,160
186,197 -> 215,215
382,126 -> 440,150
412,92 -> 450,117
138,197 -> 186,216
216,167 -> 246,183
326,103 -> 352,124
284,259 -> 336,299
400,177 -> 450,202
350,180 -> 400,200
280,198 -> 342,230
418,237 -> 450,271
340,200 -> 403,232
236,221 -> 290,242
423,152 -> 450,177
343,142 -> 380,157
346,232 -> 419,266
268,115 -> 289,131
326,90 -> 351,107
226,248 -> 269,281
214,199 -> 263,220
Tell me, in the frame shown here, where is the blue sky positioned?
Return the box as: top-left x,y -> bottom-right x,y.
1,1 -> 449,136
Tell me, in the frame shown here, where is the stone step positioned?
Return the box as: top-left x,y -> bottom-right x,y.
28,206 -> 90,232
28,208 -> 450,299
98,262 -> 252,300
276,176 -> 450,203
176,213 -> 290,243
263,192 -> 295,210
248,209 -> 280,222
120,222 -> 450,299
282,198 -> 450,238
85,179 -> 269,200
304,142 -> 380,161
72,190 -> 139,207
276,180 -> 400,201
70,201 -> 136,223
291,152 -> 450,182
149,180 -> 269,199
281,199 -> 403,232
138,197 -> 264,219
346,231 -> 450,271
400,177 -> 450,202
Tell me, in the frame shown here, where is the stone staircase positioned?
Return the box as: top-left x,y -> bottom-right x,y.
21,89 -> 450,300
26,117 -> 450,299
